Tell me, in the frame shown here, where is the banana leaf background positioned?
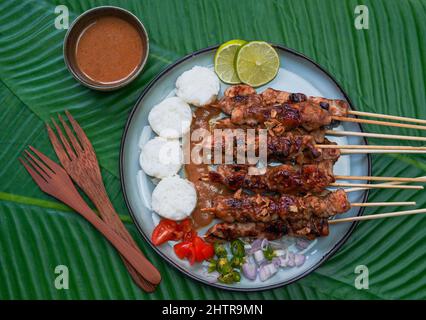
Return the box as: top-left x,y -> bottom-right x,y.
0,0 -> 425,300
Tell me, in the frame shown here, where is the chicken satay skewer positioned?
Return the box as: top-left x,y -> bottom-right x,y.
262,87 -> 426,125
201,189 -> 416,226
201,201 -> 415,209
205,208 -> 426,242
207,164 -> 425,195
220,85 -> 426,131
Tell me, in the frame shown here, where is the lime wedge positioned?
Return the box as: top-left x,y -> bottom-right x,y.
214,40 -> 247,84
235,41 -> 280,87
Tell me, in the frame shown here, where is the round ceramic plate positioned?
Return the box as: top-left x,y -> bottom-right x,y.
120,45 -> 371,291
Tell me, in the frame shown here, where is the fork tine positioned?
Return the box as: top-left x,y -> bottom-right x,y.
19,157 -> 47,185
23,154 -> 50,182
24,150 -> 53,177
51,117 -> 76,160
29,145 -> 64,173
46,124 -> 70,166
65,110 -> 93,151
58,113 -> 83,155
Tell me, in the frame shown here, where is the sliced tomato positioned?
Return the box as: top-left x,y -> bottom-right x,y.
193,237 -> 206,262
200,241 -> 214,260
174,241 -> 196,265
179,218 -> 193,234
152,218 -> 196,246
154,219 -> 213,265
193,236 -> 215,262
183,229 -> 197,242
151,220 -> 179,246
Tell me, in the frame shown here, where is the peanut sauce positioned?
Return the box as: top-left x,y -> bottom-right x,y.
75,16 -> 143,84
185,106 -> 232,228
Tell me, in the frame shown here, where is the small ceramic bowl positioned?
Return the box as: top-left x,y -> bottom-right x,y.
63,6 -> 149,91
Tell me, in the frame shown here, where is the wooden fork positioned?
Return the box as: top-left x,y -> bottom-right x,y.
19,146 -> 161,286
46,111 -> 159,292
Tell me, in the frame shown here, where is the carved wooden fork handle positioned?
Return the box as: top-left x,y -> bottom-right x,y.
20,147 -> 161,286
46,111 -> 160,292
91,187 -> 158,292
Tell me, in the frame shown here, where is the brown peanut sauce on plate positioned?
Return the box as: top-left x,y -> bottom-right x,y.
185,105 -> 232,228
75,16 -> 143,84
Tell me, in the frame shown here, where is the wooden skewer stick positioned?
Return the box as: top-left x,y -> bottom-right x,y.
347,110 -> 426,125
344,176 -> 426,193
332,116 -> 426,131
336,176 -> 426,182
340,149 -> 426,154
317,144 -> 426,150
329,208 -> 426,224
351,201 -> 416,207
330,182 -> 423,190
325,130 -> 426,142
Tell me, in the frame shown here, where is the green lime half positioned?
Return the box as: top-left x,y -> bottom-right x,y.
235,41 -> 280,87
214,39 -> 247,84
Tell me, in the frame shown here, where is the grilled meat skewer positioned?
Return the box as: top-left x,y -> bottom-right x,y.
218,85 -> 349,117
210,129 -> 340,164
208,161 -> 335,194
203,189 -> 350,223
230,101 -> 331,131
261,87 -> 349,117
204,218 -> 330,242
215,85 -> 348,131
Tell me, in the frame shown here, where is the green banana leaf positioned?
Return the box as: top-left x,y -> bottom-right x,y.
0,0 -> 425,299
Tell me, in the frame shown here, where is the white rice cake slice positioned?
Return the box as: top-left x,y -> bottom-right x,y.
148,97 -> 192,138
139,137 -> 182,179
151,176 -> 197,221
175,66 -> 220,106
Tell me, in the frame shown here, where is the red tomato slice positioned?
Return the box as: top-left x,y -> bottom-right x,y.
174,241 -> 196,265
201,242 -> 214,260
193,237 -> 206,262
183,229 -> 197,242
151,220 -> 179,246
179,218 -> 193,233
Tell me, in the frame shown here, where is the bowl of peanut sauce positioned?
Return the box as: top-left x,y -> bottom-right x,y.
64,6 -> 149,91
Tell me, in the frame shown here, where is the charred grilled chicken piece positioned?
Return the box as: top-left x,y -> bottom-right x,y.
218,85 -> 350,117
210,129 -> 340,164
261,87 -> 350,117
266,135 -> 340,163
204,218 -> 330,242
217,85 -> 331,131
205,221 -> 288,242
203,189 -> 350,223
215,86 -> 349,131
261,88 -> 307,104
229,101 -> 332,131
309,96 -> 349,117
209,161 -> 335,194
216,85 -> 261,115
214,119 -> 328,144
